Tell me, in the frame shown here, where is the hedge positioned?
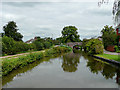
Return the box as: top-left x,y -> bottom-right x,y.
2,46 -> 71,76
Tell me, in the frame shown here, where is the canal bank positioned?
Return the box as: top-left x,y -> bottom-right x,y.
2,52 -> 120,88
92,55 -> 120,66
2,46 -> 71,76
92,50 -> 120,66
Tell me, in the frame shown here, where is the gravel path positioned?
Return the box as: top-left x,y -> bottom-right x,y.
104,50 -> 120,55
0,50 -> 45,59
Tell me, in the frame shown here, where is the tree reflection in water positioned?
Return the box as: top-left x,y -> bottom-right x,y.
62,52 -> 81,72
84,53 -> 120,85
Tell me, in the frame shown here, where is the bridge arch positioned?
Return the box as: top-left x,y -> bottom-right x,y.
66,42 -> 82,48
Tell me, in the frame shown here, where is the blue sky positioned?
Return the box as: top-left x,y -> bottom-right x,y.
1,0 -> 114,41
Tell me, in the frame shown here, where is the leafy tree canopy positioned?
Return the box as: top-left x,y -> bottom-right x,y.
61,26 -> 80,43
101,25 -> 118,49
3,21 -> 23,41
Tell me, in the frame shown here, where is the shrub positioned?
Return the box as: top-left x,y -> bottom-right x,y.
114,45 -> 120,53
2,36 -> 16,55
44,49 -> 56,57
43,41 -> 52,49
2,46 -> 71,76
83,39 -> 104,55
33,40 -> 44,50
2,36 -> 36,55
28,43 -> 36,50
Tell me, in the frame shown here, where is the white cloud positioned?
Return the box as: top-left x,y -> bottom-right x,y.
1,1 -> 114,41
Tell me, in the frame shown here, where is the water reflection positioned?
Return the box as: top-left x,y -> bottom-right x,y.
2,51 -> 120,87
83,52 -> 120,85
62,52 -> 81,72
2,56 -> 60,86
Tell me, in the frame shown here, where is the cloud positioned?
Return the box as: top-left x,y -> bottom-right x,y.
1,1 -> 114,41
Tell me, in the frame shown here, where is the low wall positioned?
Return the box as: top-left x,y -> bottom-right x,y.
92,55 -> 120,66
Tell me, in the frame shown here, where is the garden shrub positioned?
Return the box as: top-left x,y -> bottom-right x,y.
114,45 -> 120,53
43,41 -> 52,49
83,39 -> 104,55
2,46 -> 71,76
2,36 -> 37,55
2,36 -> 16,55
33,40 -> 44,50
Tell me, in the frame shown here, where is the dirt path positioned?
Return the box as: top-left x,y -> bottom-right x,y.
104,50 -> 120,55
0,50 -> 45,59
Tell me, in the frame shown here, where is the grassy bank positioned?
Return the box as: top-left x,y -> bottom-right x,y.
96,54 -> 120,62
2,46 -> 72,76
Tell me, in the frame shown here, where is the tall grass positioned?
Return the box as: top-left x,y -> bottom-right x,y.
2,46 -> 71,76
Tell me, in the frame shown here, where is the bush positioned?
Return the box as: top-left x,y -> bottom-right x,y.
33,40 -> 44,50
2,36 -> 36,55
2,52 -> 44,76
83,39 -> 104,55
2,46 -> 71,76
114,45 -> 120,53
43,41 -> 52,49
28,43 -> 36,50
2,36 -> 16,55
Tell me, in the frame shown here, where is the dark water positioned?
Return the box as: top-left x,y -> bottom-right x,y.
2,52 -> 120,88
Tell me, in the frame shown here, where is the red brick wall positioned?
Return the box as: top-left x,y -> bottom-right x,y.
106,45 -> 115,52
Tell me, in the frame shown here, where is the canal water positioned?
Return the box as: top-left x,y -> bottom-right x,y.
2,52 -> 120,88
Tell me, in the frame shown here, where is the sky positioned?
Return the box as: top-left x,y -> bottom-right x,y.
1,0 -> 114,41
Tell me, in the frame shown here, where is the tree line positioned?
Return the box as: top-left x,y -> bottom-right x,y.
1,21 -> 81,55
1,21 -> 119,55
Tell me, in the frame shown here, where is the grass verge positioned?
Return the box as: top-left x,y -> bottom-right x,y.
2,46 -> 72,76
96,53 -> 120,62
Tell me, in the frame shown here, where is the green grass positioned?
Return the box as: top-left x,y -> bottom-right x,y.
96,54 -> 120,62
2,46 -> 71,76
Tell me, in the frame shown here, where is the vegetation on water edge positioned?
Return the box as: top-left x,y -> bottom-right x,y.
82,39 -> 104,55
2,46 -> 72,76
96,54 -> 120,62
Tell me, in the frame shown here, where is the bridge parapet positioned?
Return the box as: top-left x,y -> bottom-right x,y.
66,42 -> 82,48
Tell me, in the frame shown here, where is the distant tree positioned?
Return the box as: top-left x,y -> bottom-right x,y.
101,25 -> 118,49
55,37 -> 63,44
61,26 -> 80,43
3,21 -> 23,41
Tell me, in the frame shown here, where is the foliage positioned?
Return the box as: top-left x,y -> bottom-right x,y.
55,37 -> 64,44
3,21 -> 23,41
33,37 -> 53,50
33,40 -> 44,50
2,36 -> 16,55
28,43 -> 36,50
2,46 -> 71,76
2,36 -> 36,55
62,52 -> 80,72
61,26 -> 80,43
114,45 -> 120,53
101,25 -> 118,49
43,41 -> 52,49
60,45 -> 72,51
83,39 -> 104,55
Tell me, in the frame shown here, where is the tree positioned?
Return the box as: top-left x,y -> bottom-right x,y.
61,26 -> 80,43
3,21 -> 23,41
62,52 -> 80,72
101,25 -> 118,49
83,39 -> 104,54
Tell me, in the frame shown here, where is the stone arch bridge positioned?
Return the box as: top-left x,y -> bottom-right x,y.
66,42 -> 82,48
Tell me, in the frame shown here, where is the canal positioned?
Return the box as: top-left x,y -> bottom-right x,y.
2,52 -> 120,88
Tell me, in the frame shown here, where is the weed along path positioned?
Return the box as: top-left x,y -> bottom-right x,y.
2,46 -> 71,76
2,51 -> 120,88
0,50 -> 45,59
